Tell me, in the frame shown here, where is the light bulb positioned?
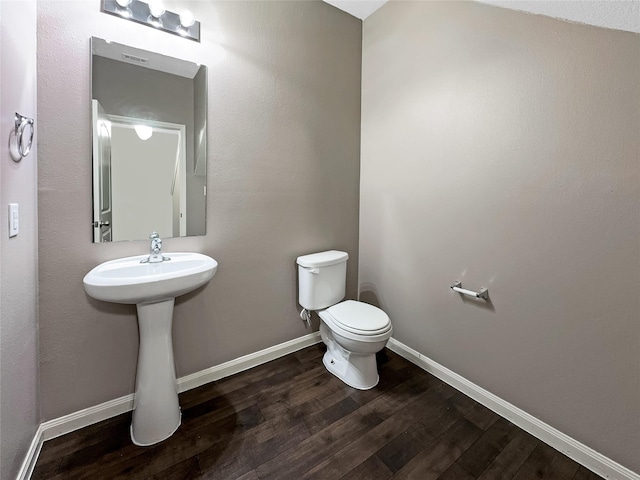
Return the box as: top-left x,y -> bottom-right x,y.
179,10 -> 195,28
134,125 -> 153,141
148,0 -> 165,18
115,0 -> 132,18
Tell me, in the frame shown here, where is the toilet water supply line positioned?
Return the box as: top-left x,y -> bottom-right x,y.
300,308 -> 312,328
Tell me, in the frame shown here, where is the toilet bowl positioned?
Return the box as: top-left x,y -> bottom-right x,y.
318,300 -> 392,389
296,250 -> 393,390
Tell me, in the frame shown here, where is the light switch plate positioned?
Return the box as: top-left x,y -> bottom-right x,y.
9,203 -> 19,237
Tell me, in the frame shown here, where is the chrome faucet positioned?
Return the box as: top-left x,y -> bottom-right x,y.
141,231 -> 170,263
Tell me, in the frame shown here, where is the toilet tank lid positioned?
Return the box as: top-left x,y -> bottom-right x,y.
297,250 -> 349,268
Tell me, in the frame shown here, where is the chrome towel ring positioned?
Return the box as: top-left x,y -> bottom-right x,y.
11,112 -> 35,161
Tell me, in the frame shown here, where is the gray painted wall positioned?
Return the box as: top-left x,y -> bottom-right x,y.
360,1 -> 639,473
0,0 -> 40,478
37,0 -> 361,421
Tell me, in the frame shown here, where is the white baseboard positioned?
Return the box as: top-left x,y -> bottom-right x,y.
40,395 -> 135,441
38,332 -> 321,442
178,331 -> 322,392
387,337 -> 639,480
16,425 -> 44,480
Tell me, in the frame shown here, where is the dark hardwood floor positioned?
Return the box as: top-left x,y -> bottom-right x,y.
32,345 -> 602,480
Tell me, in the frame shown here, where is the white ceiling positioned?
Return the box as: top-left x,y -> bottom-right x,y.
323,0 -> 387,19
324,0 -> 640,34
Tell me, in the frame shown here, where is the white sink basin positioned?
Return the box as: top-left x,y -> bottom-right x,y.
83,252 -> 217,305
83,252 -> 217,446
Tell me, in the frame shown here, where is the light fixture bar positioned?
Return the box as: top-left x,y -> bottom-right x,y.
101,0 -> 201,43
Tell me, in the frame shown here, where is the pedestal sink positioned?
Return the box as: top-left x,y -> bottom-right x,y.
83,252 -> 217,446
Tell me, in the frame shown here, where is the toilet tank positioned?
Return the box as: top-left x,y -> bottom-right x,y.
297,250 -> 349,310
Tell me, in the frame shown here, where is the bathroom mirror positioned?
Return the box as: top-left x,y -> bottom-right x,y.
91,37 -> 206,243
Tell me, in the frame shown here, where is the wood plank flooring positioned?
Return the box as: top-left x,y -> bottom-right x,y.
32,345 -> 602,480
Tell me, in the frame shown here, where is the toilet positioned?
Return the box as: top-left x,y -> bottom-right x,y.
297,250 -> 392,390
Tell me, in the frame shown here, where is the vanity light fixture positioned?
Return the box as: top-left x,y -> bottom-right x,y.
101,0 -> 201,42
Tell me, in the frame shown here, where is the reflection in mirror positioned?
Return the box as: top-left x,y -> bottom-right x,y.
91,37 -> 207,243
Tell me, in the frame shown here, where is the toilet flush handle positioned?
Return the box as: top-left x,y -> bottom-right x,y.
304,267 -> 320,274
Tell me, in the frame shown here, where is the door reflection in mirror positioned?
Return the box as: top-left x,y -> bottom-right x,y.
110,117 -> 186,241
92,100 -> 113,242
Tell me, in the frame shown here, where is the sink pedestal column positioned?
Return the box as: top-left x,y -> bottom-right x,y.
131,298 -> 181,446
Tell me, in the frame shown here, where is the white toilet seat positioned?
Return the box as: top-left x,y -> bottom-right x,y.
319,300 -> 392,341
